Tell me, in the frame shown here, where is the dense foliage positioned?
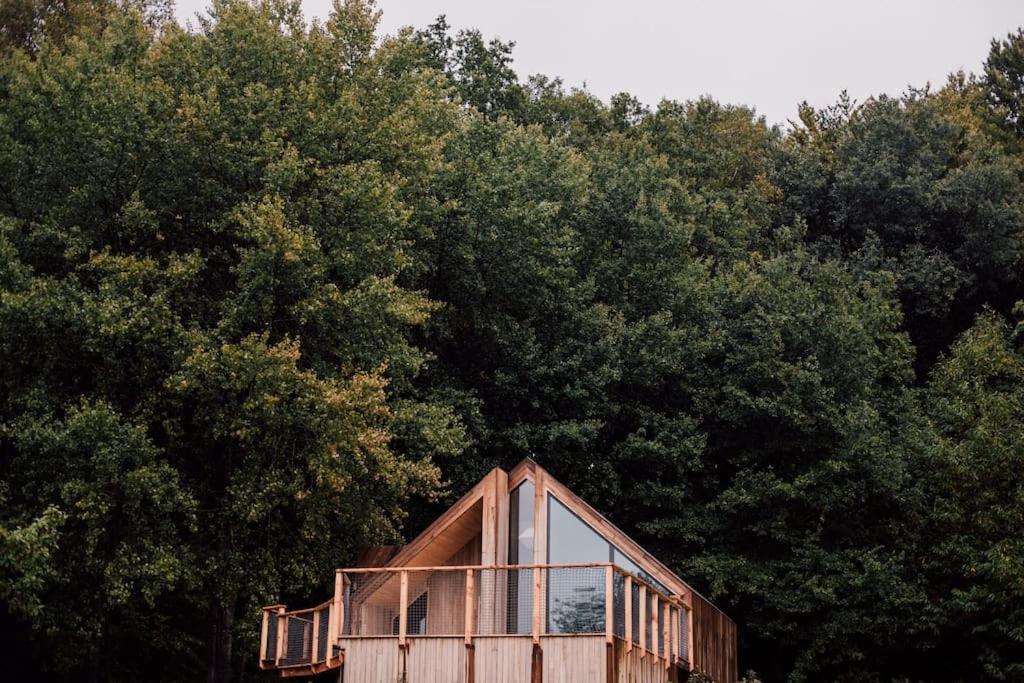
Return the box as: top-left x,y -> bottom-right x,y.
1,2 -> 1022,680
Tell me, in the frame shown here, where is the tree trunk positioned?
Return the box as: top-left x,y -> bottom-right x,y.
206,597 -> 236,683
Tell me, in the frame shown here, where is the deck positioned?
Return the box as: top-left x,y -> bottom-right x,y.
260,563 -> 692,682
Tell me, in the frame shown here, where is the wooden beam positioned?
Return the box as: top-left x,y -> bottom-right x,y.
340,561 -> 614,573
532,469 -> 547,643
259,608 -> 270,664
329,571 -> 342,652
687,606 -> 695,671
311,609 -> 320,664
398,570 -> 408,647
605,565 -> 614,645
531,566 -> 542,644
651,595 -> 659,659
479,468 -> 508,633
464,569 -> 475,645
624,576 -> 633,652
663,600 -> 670,669
638,585 -> 646,655
507,457 -> 535,485
671,606 -> 679,666
275,607 -> 285,665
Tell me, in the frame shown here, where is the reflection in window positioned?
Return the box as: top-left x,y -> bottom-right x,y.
548,566 -> 606,633
547,497 -> 607,633
506,481 -> 534,634
613,548 -> 668,594
536,491 -> 674,636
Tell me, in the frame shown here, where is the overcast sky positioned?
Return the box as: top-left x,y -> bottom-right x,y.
173,0 -> 1024,125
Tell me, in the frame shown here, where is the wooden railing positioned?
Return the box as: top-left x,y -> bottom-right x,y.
259,572 -> 346,674
259,563 -> 693,677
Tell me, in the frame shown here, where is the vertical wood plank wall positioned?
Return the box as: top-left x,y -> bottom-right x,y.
339,638 -> 399,683
406,637 -> 465,683
612,638 -> 677,683
540,635 -> 605,682
340,636 -> 694,683
424,536 -> 482,635
691,594 -> 737,683
474,636 -> 532,683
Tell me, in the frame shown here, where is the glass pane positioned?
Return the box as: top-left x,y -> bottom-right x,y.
506,481 -> 535,634
547,496 -> 610,564
547,496 -> 609,633
508,480 -> 535,564
612,547 -> 668,593
547,566 -> 606,633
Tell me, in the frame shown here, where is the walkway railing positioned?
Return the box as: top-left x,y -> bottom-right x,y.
260,563 -> 691,675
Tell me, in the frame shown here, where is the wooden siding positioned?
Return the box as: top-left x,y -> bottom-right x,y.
473,636 -> 532,683
340,634 -> 691,683
612,638 -> 675,683
541,635 -> 605,682
339,638 -> 399,683
691,594 -> 737,683
406,637 -> 465,683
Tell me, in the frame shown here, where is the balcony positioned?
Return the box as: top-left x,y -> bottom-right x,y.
260,563 -> 692,681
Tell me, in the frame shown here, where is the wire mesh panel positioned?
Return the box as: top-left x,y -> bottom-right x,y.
281,611 -> 313,666
346,572 -> 401,636
344,569 -> 469,637
413,569 -> 466,636
546,566 -> 605,634
646,592 -> 656,653
506,567 -> 533,635
336,565 -> 677,643
612,571 -> 626,638
472,568 -> 510,635
264,613 -> 278,661
657,598 -> 665,658
679,607 -> 690,663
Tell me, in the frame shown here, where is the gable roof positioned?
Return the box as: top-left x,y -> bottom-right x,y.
510,458 -> 695,604
369,457 -> 702,608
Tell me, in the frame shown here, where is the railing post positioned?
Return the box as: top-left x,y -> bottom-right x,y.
340,574 -> 349,640
260,608 -> 270,663
605,565 -> 614,645
662,600 -> 670,669
624,576 -> 633,652
638,585 -> 646,655
399,570 -> 409,647
464,569 -> 475,645
312,609 -> 320,664
532,566 -> 542,643
671,605 -> 679,666
328,570 -> 342,656
687,606 -> 695,670
275,606 -> 286,665
651,596 -> 658,659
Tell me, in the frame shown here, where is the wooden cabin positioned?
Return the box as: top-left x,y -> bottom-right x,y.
259,459 -> 738,682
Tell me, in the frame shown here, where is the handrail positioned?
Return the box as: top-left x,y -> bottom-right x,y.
335,562 -> 683,605
259,562 -> 691,675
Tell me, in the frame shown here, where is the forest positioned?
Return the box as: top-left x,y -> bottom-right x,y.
1,0 -> 1023,680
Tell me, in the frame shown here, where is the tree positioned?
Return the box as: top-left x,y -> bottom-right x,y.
915,307 -> 1024,680
775,87 -> 1024,370
0,0 -> 172,55
0,2 -> 463,680
985,28 -> 1024,137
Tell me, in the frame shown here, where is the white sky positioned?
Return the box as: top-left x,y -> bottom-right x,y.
173,0 -> 1024,126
